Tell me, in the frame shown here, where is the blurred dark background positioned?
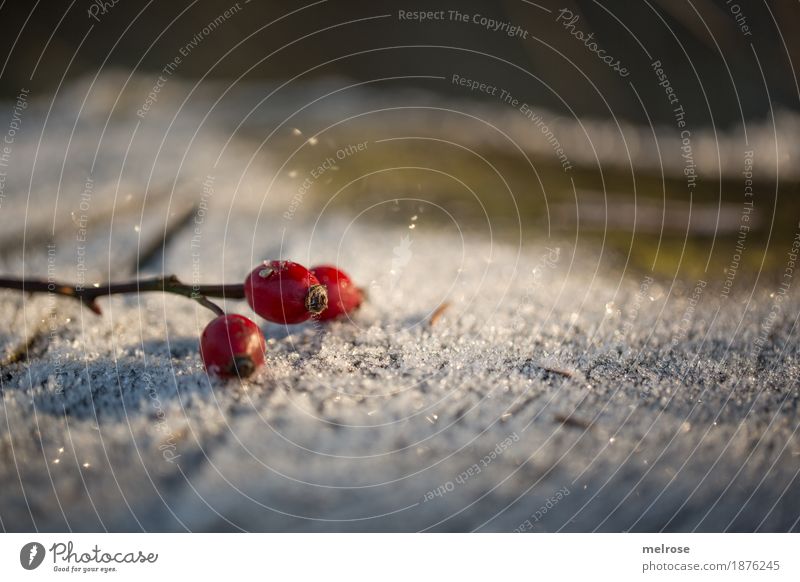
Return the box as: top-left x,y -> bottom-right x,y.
2,0 -> 799,126
1,0 -> 799,280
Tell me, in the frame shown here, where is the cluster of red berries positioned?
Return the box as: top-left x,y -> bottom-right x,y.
200,261 -> 363,378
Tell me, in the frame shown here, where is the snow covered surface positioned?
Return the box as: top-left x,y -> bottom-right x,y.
0,76 -> 798,532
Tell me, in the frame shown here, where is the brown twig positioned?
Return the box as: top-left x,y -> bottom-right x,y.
428,301 -> 450,327
134,203 -> 197,273
0,275 -> 241,316
2,328 -> 45,368
0,307 -> 56,369
553,413 -> 592,430
537,365 -> 574,378
0,186 -> 176,261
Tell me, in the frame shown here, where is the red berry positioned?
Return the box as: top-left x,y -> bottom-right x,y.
200,314 -> 266,378
244,260 -> 328,324
310,265 -> 363,321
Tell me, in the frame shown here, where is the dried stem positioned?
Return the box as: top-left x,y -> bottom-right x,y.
0,275 -> 242,316
553,413 -> 592,430
428,301 -> 450,327
134,203 -> 197,273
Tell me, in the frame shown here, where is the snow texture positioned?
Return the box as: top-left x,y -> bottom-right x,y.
0,76 -> 798,532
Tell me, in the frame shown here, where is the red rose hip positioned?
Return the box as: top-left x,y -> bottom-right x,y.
310,265 -> 363,321
244,260 -> 328,324
200,314 -> 266,378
